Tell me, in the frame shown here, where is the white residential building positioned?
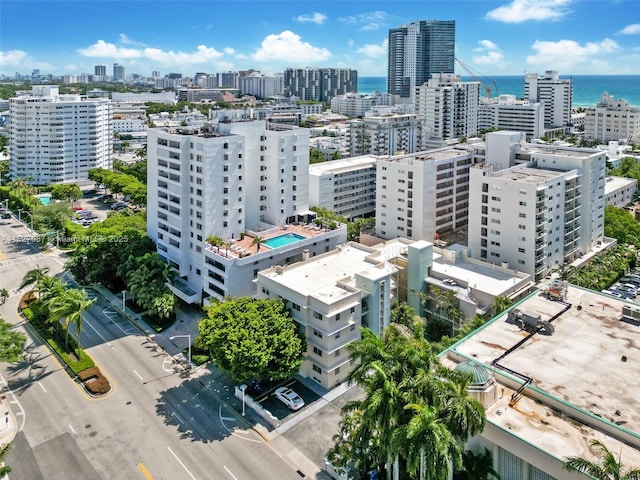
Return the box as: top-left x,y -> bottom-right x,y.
240,73 -> 284,99
330,93 -> 386,118
524,71 -> 572,128
468,131 -> 606,280
584,92 -> 640,142
375,146 -> 477,241
256,237 -> 531,389
9,85 -> 112,185
478,95 -> 545,139
147,121 -> 346,304
604,176 -> 637,208
111,92 -> 176,103
414,73 -> 480,140
309,156 -> 377,220
284,68 -> 357,102
441,287 -> 640,480
349,107 -> 426,156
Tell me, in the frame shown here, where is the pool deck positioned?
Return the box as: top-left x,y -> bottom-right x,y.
205,223 -> 329,259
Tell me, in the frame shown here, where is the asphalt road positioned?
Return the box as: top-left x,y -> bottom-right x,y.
0,214 -> 306,480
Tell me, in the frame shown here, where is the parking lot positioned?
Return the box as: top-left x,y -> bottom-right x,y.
253,379 -> 321,421
70,190 -> 134,227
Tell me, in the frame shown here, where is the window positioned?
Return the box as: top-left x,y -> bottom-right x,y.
291,303 -> 300,311
335,313 -> 341,321
350,306 -> 356,314
313,329 -> 322,338
519,213 -> 526,218
519,224 -> 526,230
261,287 -> 269,295
312,364 -> 322,374
313,311 -> 322,320
313,346 -> 322,356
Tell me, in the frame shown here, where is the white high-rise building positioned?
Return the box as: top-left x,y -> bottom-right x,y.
375,146 -> 476,241
9,85 -> 112,185
349,107 -> 426,156
524,70 -> 572,128
468,131 -> 606,280
414,73 -> 480,140
584,92 -> 640,142
240,73 -> 284,99
147,120 -> 346,304
478,94 -> 545,139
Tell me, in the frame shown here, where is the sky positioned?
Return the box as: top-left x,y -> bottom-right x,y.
1,0 -> 640,78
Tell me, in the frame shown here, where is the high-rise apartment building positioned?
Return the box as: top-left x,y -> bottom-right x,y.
240,73 -> 284,99
478,95 -> 545,139
414,73 -> 480,140
9,85 -> 112,185
94,65 -> 106,77
584,92 -> 640,143
387,20 -> 455,98
349,107 -> 426,156
468,131 -> 606,280
113,63 -> 125,82
524,71 -> 572,128
284,68 -> 357,102
147,120 -> 346,304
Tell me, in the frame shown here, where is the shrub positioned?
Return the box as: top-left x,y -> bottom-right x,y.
79,367 -> 110,395
191,354 -> 210,366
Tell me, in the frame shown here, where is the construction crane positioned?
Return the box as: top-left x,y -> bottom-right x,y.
455,57 -> 497,99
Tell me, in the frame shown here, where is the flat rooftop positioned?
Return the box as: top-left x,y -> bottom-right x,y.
605,175 -> 638,194
309,156 -> 377,175
443,285 -> 640,465
495,165 -> 564,183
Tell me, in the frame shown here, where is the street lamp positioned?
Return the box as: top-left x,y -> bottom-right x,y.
122,290 -> 126,311
2,199 -> 7,210
19,210 -> 33,231
169,334 -> 191,374
239,384 -> 247,416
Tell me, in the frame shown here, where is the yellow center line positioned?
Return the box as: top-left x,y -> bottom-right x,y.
137,462 -> 154,480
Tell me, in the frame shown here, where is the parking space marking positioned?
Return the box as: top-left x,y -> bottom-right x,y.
38,381 -> 47,393
224,466 -> 238,480
133,370 -> 143,381
84,317 -> 113,348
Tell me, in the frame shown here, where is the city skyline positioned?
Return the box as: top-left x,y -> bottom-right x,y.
1,0 -> 640,78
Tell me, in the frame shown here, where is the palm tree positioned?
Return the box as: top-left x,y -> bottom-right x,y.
48,288 -> 95,355
0,442 -> 12,476
564,439 -> 640,480
206,235 -> 223,253
18,265 -> 51,290
0,288 -> 8,305
251,235 -> 264,253
454,449 -> 500,480
221,240 -> 231,257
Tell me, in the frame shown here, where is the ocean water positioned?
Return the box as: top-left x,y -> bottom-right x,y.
358,75 -> 640,108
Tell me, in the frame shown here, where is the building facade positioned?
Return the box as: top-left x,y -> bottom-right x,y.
240,73 -> 284,99
147,120 -> 346,303
468,132 -> 606,280
584,92 -> 640,142
283,68 -> 357,102
349,108 -> 426,156
414,73 -> 480,140
9,85 -> 112,185
524,71 -> 572,128
113,63 -> 125,82
308,156 -> 377,220
604,175 -> 637,208
478,95 -> 545,139
387,20 -> 455,98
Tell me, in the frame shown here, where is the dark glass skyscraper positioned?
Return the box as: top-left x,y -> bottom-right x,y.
387,20 -> 455,98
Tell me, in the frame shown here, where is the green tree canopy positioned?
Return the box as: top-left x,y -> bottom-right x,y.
50,184 -> 82,203
605,206 -> 640,245
198,297 -> 305,383
564,439 -> 640,480
0,318 -> 27,363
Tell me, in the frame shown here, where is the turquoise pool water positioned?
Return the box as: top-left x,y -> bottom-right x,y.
38,194 -> 51,205
263,233 -> 305,248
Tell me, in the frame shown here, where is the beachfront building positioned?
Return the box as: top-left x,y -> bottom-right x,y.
604,176 -> 637,208
468,131 -> 606,280
240,73 -> 284,99
348,107 -> 426,156
375,145 -> 477,241
387,20 -> 455,99
147,120 -> 346,304
440,286 -> 640,479
9,85 -> 112,185
478,95 -> 545,139
256,237 -> 531,389
283,68 -> 357,102
414,73 -> 481,141
584,92 -> 640,143
308,156 -> 377,220
524,71 -> 572,130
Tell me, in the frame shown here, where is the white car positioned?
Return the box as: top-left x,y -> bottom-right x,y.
274,387 -> 305,410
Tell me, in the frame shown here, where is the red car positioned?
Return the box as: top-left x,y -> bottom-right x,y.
73,206 -> 84,211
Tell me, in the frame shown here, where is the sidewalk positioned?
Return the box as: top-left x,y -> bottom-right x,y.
0,393 -> 17,446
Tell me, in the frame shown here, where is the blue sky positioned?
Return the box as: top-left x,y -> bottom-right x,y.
1,0 -> 639,77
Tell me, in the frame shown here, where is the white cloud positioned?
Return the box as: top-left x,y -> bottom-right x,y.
294,12 -> 327,25
472,39 -> 505,66
119,34 -> 145,47
620,23 -> 640,35
0,50 -> 54,72
77,40 -> 224,66
251,30 -> 330,63
356,39 -> 388,58
0,50 -> 28,64
338,11 -> 390,31
526,38 -> 620,68
485,0 -> 572,23
224,47 -> 236,55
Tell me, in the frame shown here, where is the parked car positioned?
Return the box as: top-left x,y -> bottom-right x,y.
619,277 -> 640,287
83,189 -> 98,196
614,285 -> 637,297
77,210 -> 93,217
111,202 -> 127,210
1,212 -> 11,219
602,289 -> 624,298
609,288 -> 634,299
274,387 -> 304,411
97,194 -> 113,201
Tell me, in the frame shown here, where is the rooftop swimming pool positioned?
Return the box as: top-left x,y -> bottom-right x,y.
263,233 -> 305,248
37,194 -> 51,205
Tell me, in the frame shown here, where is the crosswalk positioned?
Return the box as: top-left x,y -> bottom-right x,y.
0,252 -> 47,268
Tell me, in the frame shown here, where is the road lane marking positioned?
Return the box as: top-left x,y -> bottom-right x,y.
218,406 -> 260,443
69,425 -> 76,434
38,381 -> 47,392
0,373 -> 26,431
102,308 -> 131,335
167,447 -> 197,480
84,317 -> 113,348
133,370 -> 143,381
224,466 -> 238,480
137,462 -> 154,480
171,410 -> 185,425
